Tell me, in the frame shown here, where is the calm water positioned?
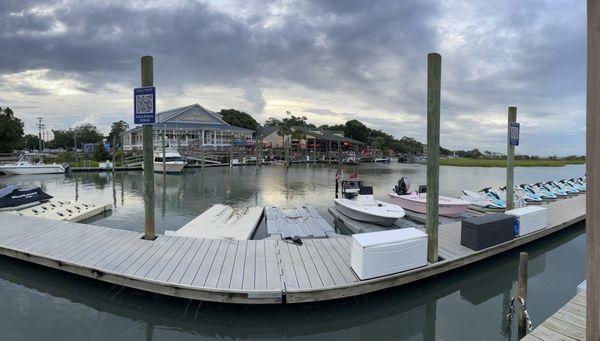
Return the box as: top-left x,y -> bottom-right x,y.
0,163 -> 587,340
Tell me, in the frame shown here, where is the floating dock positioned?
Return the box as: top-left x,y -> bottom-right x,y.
523,292 -> 586,340
265,206 -> 338,239
8,200 -> 112,223
0,194 -> 585,304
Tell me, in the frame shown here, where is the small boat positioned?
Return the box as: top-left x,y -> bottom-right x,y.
387,177 -> 469,218
534,182 -> 568,198
334,179 -> 405,226
499,185 -> 543,204
561,179 -> 585,193
143,148 -> 186,173
460,188 -> 505,209
0,154 -> 68,175
374,157 -> 391,163
0,185 -> 53,210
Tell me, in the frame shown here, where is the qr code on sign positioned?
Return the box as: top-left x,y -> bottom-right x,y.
136,94 -> 154,114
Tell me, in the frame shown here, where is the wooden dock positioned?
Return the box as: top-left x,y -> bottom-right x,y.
0,194 -> 586,304
523,292 -> 586,340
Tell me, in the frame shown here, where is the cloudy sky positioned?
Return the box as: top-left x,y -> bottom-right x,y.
0,0 -> 586,155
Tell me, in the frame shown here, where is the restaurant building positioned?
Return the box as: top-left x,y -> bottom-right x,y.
123,104 -> 254,151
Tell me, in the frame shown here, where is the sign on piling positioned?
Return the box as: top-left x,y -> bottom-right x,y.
506,107 -> 517,210
134,86 -> 156,125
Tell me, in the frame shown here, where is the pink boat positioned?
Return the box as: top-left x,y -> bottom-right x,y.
387,192 -> 470,218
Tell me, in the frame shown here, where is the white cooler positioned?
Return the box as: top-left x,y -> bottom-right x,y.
505,206 -> 548,236
351,228 -> 428,280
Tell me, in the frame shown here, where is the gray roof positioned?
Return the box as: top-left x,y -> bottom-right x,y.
126,104 -> 253,134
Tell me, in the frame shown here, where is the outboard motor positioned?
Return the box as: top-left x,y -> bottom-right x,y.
394,176 -> 410,195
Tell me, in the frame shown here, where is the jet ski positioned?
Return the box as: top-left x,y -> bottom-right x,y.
547,180 -> 579,195
534,182 -> 568,198
502,185 -> 542,204
0,185 -> 53,210
562,179 -> 585,193
520,183 -> 557,201
460,188 -> 505,209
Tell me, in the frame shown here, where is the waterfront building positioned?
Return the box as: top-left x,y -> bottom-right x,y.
122,104 -> 254,151
255,126 -> 364,151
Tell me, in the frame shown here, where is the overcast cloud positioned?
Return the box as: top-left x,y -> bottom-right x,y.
0,0 -> 586,155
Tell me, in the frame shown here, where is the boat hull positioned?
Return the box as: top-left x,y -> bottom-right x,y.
388,193 -> 470,218
334,200 -> 402,226
0,165 -> 65,175
144,162 -> 186,174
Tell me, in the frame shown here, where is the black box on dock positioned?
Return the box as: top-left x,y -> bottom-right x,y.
461,213 -> 515,251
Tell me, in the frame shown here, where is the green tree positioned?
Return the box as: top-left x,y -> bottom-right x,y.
219,109 -> 259,131
319,123 -> 345,132
21,134 -> 41,151
52,129 -> 75,149
108,120 -> 129,146
0,107 -> 24,153
94,141 -> 109,161
74,123 -> 104,144
343,119 -> 370,143
264,117 -> 282,127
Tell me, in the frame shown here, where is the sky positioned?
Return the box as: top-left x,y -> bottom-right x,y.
0,0 -> 586,156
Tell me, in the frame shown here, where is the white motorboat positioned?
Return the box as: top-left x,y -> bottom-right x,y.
334,180 -> 405,226
143,148 -> 186,173
0,154 -> 67,175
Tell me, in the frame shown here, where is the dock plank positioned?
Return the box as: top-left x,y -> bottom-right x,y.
229,240 -> 247,290
165,239 -> 205,283
217,240 -> 238,289
204,240 -> 230,288
242,240 -> 256,290
189,239 -> 221,287
254,240 -> 268,290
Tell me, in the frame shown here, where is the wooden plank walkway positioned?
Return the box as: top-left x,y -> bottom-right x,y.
523,293 -> 586,341
0,194 -> 586,304
265,206 -> 337,239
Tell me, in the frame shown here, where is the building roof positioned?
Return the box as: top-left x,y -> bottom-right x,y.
255,125 -> 365,145
125,104 -> 253,134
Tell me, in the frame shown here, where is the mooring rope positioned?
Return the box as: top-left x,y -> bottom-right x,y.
505,296 -> 533,333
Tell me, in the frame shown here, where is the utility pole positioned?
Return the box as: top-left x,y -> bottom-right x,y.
36,117 -> 44,152
426,53 -> 441,263
506,107 -> 517,210
141,56 -> 155,240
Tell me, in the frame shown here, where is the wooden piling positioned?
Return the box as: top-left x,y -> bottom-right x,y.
141,55 -> 155,240
74,134 -> 78,166
426,53 -> 441,263
506,107 -> 517,210
587,1 -> 600,338
161,129 -> 166,175
121,134 -> 125,167
112,135 -> 116,174
337,140 -> 343,170
518,251 -> 528,338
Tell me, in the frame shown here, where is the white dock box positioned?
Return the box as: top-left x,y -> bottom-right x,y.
505,206 -> 548,236
351,228 -> 428,280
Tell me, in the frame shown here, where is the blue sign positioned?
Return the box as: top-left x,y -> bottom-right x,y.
134,86 -> 156,124
509,122 -> 520,146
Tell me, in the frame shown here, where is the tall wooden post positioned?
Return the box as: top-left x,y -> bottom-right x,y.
587,1 -> 600,338
112,135 -> 116,174
121,134 -> 125,167
337,140 -> 343,170
506,107 -> 517,210
161,129 -> 166,175
426,53 -> 441,263
141,56 -> 155,240
517,252 -> 528,338
313,138 -> 317,164
284,136 -> 290,168
74,134 -> 78,166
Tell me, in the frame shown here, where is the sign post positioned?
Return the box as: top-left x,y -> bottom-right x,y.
138,56 -> 156,240
506,107 -> 518,211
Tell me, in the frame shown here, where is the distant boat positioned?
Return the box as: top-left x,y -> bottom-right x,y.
143,149 -> 186,173
334,179 -> 405,226
388,177 -> 469,217
0,185 -> 53,210
0,154 -> 67,175
374,157 -> 391,163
